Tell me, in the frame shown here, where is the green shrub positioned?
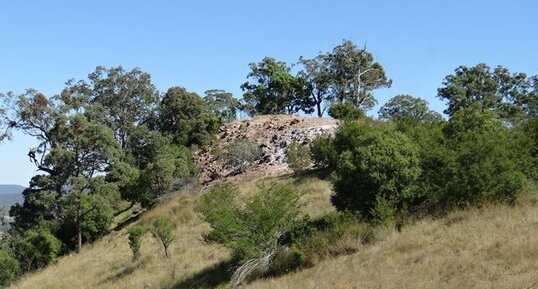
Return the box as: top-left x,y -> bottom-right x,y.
309,135 -> 337,168
271,211 -> 370,272
200,183 -> 302,264
151,216 -> 174,258
18,226 -> 62,271
0,249 -> 20,287
441,107 -> 526,205
371,196 -> 397,226
286,140 -> 311,174
328,102 -> 365,120
223,138 -> 263,173
127,225 -> 145,261
331,124 -> 421,220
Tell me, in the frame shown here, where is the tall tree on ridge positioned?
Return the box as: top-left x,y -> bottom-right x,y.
328,40 -> 392,110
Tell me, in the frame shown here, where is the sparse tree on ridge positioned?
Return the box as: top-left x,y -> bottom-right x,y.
298,53 -> 335,117
327,40 -> 392,110
204,89 -> 242,122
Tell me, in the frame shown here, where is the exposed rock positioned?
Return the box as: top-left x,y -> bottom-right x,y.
195,115 -> 337,184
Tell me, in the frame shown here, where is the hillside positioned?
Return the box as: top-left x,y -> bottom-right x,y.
9,174 -> 538,289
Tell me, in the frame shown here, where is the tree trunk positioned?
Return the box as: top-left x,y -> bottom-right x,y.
317,101 -> 322,117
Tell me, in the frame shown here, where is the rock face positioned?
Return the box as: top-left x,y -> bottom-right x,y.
195,115 -> 337,183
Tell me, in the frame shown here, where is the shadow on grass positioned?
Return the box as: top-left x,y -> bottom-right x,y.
171,259 -> 233,289
99,261 -> 144,285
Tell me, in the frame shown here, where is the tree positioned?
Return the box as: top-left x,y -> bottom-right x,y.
298,54 -> 334,117
241,57 -> 313,115
17,226 -> 62,272
437,64 -> 534,120
0,100 -> 12,143
64,66 -> 160,150
158,87 -> 220,146
204,89 -> 242,122
441,106 -> 526,205
327,40 -> 391,110
151,216 -> 174,258
378,95 -> 443,123
5,91 -> 121,252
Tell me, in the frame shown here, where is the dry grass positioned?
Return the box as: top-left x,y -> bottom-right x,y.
245,190 -> 538,289
9,177 -> 538,289
9,175 -> 333,289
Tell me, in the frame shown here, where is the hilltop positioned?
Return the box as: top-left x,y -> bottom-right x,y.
195,115 -> 337,183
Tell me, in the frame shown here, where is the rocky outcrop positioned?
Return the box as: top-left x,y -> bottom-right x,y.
195,115 -> 337,183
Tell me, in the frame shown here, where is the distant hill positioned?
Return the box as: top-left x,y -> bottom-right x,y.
0,184 -> 25,209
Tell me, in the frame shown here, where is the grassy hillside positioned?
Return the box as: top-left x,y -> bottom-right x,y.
9,175 -> 538,289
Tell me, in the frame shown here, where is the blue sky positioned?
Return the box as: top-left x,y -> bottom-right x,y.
1,0 -> 537,185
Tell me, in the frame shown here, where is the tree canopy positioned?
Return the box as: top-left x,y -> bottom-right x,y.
241,57 -> 312,116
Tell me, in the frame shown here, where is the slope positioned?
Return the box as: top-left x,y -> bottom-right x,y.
9,174 -> 538,289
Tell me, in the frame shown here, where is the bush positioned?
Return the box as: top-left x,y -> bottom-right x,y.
223,138 -> 263,173
151,216 -> 174,258
309,135 -> 337,168
286,140 -> 311,174
18,226 -> 62,271
0,249 -> 19,287
200,183 -> 302,264
328,102 -> 365,120
441,107 -> 526,205
270,211 -> 371,273
127,225 -> 145,261
331,123 -> 422,221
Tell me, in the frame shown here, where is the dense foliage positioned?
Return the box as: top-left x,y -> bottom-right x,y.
0,66 -> 213,280
0,249 -> 19,287
331,123 -> 422,222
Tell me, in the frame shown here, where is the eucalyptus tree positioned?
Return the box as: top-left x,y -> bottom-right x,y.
241,57 -> 313,115
204,89 -> 242,122
298,53 -> 334,117
6,90 -> 121,252
379,95 -> 443,123
438,64 -> 535,120
63,66 -> 160,150
327,40 -> 391,110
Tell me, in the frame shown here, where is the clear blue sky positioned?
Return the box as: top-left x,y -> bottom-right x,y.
1,0 -> 537,186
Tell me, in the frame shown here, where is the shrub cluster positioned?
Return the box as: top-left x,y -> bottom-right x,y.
312,106 -> 535,223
